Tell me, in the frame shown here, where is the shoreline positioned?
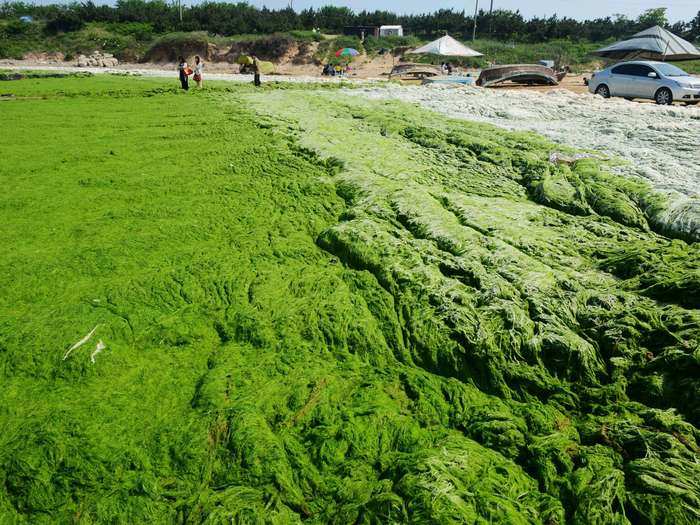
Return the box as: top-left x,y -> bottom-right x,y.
0,59 -> 591,92
0,62 -> 382,84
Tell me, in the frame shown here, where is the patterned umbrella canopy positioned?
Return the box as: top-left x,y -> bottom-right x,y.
335,48 -> 360,58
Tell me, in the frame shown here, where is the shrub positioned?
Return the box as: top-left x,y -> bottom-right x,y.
363,35 -> 421,55
45,12 -> 85,34
144,31 -> 211,62
289,30 -> 322,42
106,22 -> 154,40
225,34 -> 309,61
59,26 -> 137,57
3,19 -> 37,37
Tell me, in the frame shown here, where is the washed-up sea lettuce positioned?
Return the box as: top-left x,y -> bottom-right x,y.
246,90 -> 700,524
0,77 -> 697,524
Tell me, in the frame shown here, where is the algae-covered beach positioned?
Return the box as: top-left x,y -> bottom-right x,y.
0,75 -> 699,524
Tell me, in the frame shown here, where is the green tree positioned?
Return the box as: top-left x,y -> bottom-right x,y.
637,7 -> 668,28
315,6 -> 354,32
690,11 -> 700,41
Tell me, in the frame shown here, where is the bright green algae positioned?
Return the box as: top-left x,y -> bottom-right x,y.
248,91 -> 700,523
0,77 -> 698,524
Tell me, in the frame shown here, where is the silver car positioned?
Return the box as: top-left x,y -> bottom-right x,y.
588,61 -> 700,105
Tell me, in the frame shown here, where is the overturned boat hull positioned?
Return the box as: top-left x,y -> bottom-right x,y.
477,64 -> 567,87
389,63 -> 443,80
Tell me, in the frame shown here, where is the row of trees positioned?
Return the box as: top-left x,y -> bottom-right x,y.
2,1 -> 700,43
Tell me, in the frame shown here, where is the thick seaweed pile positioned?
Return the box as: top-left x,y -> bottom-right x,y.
0,77 -> 698,524
248,91 -> 700,523
349,85 -> 700,243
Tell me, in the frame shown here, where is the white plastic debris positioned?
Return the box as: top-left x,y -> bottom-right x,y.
90,340 -> 106,364
63,325 -> 99,360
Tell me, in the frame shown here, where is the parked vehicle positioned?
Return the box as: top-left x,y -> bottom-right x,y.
588,61 -> 700,105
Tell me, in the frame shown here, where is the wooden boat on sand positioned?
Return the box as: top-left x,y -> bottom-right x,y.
476,64 -> 568,87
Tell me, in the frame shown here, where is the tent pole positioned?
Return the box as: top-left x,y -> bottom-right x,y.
662,38 -> 670,62
472,1 -> 479,41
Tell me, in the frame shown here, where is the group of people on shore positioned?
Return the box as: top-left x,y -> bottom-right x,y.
177,55 -> 204,90
178,55 -> 263,90
321,63 -> 352,77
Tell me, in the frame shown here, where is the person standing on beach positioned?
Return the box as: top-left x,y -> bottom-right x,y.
252,56 -> 261,87
178,56 -> 190,91
193,55 -> 204,88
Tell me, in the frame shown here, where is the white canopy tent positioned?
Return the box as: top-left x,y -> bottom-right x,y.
593,26 -> 700,62
410,35 -> 483,57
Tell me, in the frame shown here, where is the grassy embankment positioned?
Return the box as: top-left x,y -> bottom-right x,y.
4,19 -> 700,73
0,20 -> 326,62
0,75 -> 699,523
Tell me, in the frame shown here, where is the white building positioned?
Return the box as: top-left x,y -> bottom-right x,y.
380,25 -> 404,37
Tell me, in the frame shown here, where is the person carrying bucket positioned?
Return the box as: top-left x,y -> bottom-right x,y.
178,56 -> 192,91
252,56 -> 261,87
193,55 -> 204,88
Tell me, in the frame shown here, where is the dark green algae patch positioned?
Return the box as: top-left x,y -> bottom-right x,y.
0,76 -> 698,524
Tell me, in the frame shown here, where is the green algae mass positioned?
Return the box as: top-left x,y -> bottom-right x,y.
0,76 -> 698,524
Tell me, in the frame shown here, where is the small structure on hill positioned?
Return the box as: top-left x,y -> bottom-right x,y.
343,26 -> 379,40
380,25 -> 404,37
592,26 -> 700,62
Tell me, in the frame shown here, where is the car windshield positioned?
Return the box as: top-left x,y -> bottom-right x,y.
654,63 -> 689,77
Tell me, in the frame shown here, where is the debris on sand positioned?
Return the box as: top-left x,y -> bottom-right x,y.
549,152 -> 597,165
90,340 -> 106,364
63,325 -> 99,360
76,52 -> 118,68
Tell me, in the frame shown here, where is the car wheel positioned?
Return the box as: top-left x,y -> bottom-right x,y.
595,84 -> 610,98
655,88 -> 673,105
